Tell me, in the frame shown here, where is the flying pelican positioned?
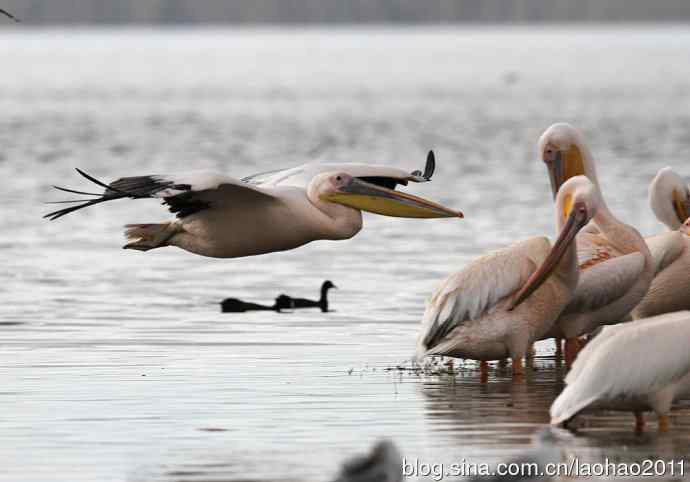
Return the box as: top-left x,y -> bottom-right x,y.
416,176 -> 598,381
631,169 -> 690,318
550,311 -> 690,433
45,153 -> 462,258
537,123 -> 653,365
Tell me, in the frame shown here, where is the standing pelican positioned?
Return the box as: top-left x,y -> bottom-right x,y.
550,311 -> 690,432
45,153 -> 462,258
537,123 -> 653,365
416,176 -> 598,381
631,169 -> 690,318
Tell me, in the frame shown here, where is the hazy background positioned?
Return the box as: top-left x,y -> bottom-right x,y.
3,0 -> 690,25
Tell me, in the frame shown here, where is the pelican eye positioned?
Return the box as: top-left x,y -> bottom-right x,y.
574,202 -> 587,219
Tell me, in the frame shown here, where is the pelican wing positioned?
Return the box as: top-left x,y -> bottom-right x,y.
645,231 -> 686,276
45,170 -> 278,220
551,311 -> 690,424
244,157 -> 434,189
563,252 -> 645,315
564,323 -> 629,385
418,237 -> 550,355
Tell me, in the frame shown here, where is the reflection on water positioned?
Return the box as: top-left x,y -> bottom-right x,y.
2,25 -> 690,482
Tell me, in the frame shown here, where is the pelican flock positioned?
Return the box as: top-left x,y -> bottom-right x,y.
46,152 -> 462,258
535,124 -> 654,365
45,121 -> 690,434
411,122 -> 690,431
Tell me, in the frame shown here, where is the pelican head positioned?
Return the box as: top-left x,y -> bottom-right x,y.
649,166 -> 690,230
510,176 -> 598,310
313,172 -> 463,219
538,123 -> 599,198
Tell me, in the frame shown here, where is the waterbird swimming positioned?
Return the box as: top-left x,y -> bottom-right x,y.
45,152 -> 462,258
220,296 -> 288,313
278,280 -> 337,312
550,311 -> 690,433
416,176 -> 598,382
536,123 -> 653,366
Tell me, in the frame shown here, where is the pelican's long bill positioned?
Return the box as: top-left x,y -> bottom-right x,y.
508,203 -> 587,310
325,177 -> 463,219
544,148 -> 585,198
673,190 -> 690,225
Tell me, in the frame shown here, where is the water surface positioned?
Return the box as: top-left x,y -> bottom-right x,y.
2,25 -> 690,481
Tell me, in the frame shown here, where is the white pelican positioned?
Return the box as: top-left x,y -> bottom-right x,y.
550,311 -> 690,432
416,176 -> 598,381
45,153 -> 462,258
649,166 -> 689,230
537,123 -> 653,365
631,168 -> 690,318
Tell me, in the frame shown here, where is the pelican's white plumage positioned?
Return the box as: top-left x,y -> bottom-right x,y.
421,236 -> 551,330
633,230 -> 690,319
416,176 -> 599,379
649,166 -> 689,231
46,156 -> 462,259
550,311 -> 690,431
631,167 -> 690,318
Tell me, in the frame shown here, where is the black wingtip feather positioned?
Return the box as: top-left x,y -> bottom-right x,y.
44,169 -> 132,221
45,199 -> 95,204
75,168 -> 115,191
52,185 -> 103,196
0,8 -> 20,22
44,201 -> 96,221
424,151 -> 435,180
44,169 -> 206,221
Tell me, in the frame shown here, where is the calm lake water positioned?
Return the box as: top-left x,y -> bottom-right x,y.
2,25 -> 690,482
